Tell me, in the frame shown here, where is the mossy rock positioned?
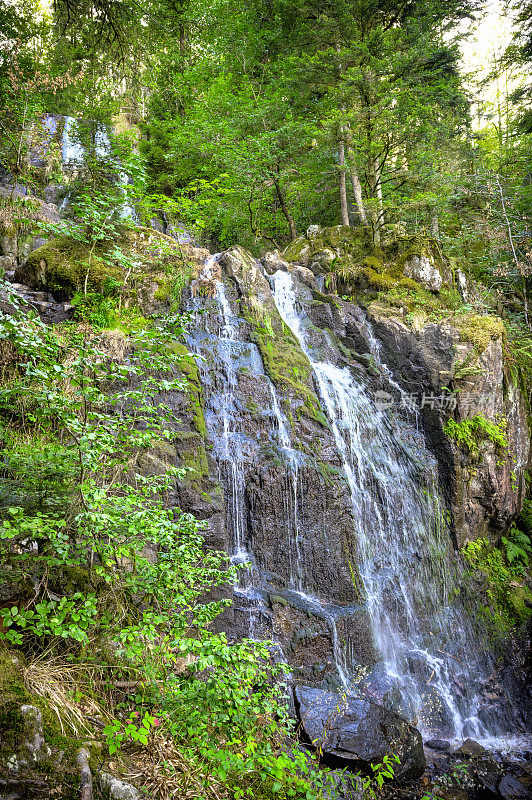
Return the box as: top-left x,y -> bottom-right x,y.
169,342 -> 207,441
18,227 -> 187,302
363,255 -> 384,273
248,313 -> 327,426
454,313 -> 505,353
310,289 -> 340,307
0,649 -> 29,752
282,225 -> 370,268
164,341 -> 210,488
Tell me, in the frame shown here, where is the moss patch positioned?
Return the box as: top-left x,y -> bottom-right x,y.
454,313 -> 505,352
461,538 -> 532,646
22,227 -> 189,302
246,309 -> 327,426
166,342 -> 209,488
283,225 -> 370,266
0,649 -> 29,753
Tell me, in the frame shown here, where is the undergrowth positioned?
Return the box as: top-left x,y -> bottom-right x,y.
0,283 -> 333,799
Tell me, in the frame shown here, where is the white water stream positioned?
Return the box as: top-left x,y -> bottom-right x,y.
61,116 -> 136,219
271,269 -> 522,742
196,260 -> 350,663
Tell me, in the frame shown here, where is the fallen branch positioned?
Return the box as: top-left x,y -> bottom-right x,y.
76,748 -> 93,800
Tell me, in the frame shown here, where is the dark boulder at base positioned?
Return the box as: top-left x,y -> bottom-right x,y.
498,774 -> 530,799
455,738 -> 487,757
294,686 -> 425,783
425,739 -> 451,752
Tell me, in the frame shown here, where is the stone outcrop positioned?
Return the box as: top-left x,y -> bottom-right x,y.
281,224 -> 530,547
294,686 -> 426,782
364,304 -> 529,545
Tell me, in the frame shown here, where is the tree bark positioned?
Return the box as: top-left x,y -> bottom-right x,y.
338,131 -> 350,226
76,748 -> 93,800
347,145 -> 368,226
273,172 -> 297,240
248,188 -> 280,250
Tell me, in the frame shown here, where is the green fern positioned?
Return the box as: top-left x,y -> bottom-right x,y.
501,526 -> 532,569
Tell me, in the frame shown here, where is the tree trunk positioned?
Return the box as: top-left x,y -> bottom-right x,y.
429,212 -> 439,237
273,175 -> 297,240
374,157 -> 384,226
347,145 -> 368,226
338,133 -> 350,226
367,157 -> 382,246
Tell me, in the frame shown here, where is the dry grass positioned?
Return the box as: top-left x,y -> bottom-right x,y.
24,654 -> 108,736
126,733 -> 229,800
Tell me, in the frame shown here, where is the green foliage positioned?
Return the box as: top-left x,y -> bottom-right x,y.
444,414 -> 508,459
71,291 -> 117,326
104,711 -> 158,754
0,283 -> 330,798
501,525 -> 532,572
462,536 -> 532,638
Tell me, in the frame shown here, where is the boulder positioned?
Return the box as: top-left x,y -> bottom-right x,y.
402,253 -> 442,292
455,738 -> 486,757
294,686 -> 425,782
292,265 -> 318,289
261,249 -> 290,275
425,739 -> 451,752
309,249 -> 336,274
100,773 -> 141,799
498,774 -> 529,799
0,255 -> 15,271
19,705 -> 51,765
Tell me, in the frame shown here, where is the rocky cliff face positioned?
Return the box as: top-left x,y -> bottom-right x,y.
3,221 -> 531,757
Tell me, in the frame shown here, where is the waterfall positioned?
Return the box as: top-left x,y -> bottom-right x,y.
60,117 -> 136,219
270,269 -> 522,743
190,259 -> 353,681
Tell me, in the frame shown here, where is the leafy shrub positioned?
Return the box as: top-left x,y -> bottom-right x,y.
501,525 -> 532,573
0,284 -> 330,798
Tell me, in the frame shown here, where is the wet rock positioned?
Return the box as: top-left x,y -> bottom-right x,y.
455,738 -> 486,757
367,308 -> 529,546
261,250 -> 289,275
292,265 -> 317,289
309,249 -> 336,274
294,686 -> 425,782
498,774 -> 529,799
425,739 -> 451,752
100,772 -> 141,799
42,183 -> 64,205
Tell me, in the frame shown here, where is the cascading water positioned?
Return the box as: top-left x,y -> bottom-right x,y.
271,269 -> 524,742
191,258 -> 353,672
61,117 -> 136,219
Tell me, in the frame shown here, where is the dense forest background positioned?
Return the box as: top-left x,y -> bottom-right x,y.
0,2 -> 531,799
1,0 -> 531,260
